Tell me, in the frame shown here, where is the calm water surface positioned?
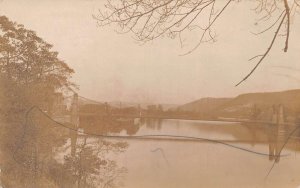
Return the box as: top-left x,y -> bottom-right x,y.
78,119 -> 300,188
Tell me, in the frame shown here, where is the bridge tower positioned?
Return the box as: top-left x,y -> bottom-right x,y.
271,104 -> 285,124
270,104 -> 286,162
137,104 -> 142,118
70,93 -> 79,157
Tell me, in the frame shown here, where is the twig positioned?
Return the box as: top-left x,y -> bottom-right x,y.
235,13 -> 287,86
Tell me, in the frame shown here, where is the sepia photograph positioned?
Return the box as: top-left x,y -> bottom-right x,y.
0,0 -> 300,187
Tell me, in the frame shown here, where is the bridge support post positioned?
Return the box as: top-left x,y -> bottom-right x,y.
270,104 -> 286,162
70,93 -> 79,157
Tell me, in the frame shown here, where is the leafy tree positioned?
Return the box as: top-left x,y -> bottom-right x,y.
0,16 -> 75,187
0,15 -> 75,117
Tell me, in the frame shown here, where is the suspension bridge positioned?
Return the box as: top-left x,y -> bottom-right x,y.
49,93 -> 299,163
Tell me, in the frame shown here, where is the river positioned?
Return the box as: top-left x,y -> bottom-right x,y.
73,118 -> 300,188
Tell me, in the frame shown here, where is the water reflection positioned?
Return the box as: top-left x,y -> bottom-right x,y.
142,118 -> 162,130
141,119 -> 300,160
122,119 -> 300,188
5,110 -> 300,188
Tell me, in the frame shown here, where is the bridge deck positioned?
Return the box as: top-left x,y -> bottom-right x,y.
78,113 -> 295,126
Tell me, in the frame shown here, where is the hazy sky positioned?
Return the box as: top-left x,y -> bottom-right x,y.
1,0 -> 300,104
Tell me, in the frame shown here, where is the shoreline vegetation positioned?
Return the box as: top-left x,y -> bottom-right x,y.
0,15 -> 127,188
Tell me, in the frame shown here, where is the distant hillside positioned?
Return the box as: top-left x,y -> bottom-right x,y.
177,97 -> 232,114
178,89 -> 300,120
216,89 -> 300,119
78,96 -> 103,106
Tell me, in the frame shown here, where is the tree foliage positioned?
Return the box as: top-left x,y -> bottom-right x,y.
0,16 -> 129,188
0,15 -> 75,117
0,16 -> 75,187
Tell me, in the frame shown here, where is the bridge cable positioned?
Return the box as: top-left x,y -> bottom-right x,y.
15,106 -> 292,158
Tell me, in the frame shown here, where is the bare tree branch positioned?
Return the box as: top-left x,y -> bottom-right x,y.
95,0 -> 297,86
283,0 -> 290,52
236,13 -> 287,86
